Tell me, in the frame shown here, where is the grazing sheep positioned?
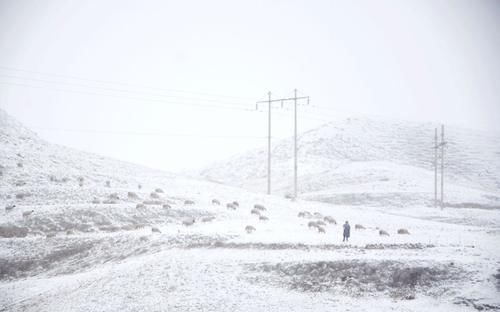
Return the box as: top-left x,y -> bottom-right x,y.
155,188 -> 164,193
5,204 -> 16,211
379,229 -> 390,236
316,220 -> 326,227
298,211 -> 312,218
259,215 -> 269,221
245,225 -> 256,234
151,227 -> 161,233
127,192 -> 139,199
317,226 -> 326,234
150,192 -> 160,199
138,184 -> 142,189
184,200 -> 195,205
313,212 -> 323,218
355,224 -> 365,230
212,199 -> 221,205
17,162 -> 23,168
324,216 -> 337,224
91,198 -> 100,204
162,204 -> 171,209
22,210 -> 34,218
136,203 -> 146,209
232,201 -> 239,207
308,221 -> 318,229
201,216 -> 215,222
397,228 -> 410,235
226,203 -> 236,210
254,204 -> 266,211
182,218 -> 196,226
251,209 -> 260,215
109,193 -> 120,200
15,180 -> 26,187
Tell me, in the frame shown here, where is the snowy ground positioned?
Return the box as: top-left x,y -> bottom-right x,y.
1,109 -> 500,311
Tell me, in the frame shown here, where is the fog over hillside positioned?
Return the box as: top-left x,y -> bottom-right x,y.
201,117 -> 500,208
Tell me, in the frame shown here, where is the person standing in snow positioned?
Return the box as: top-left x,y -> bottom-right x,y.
343,221 -> 350,242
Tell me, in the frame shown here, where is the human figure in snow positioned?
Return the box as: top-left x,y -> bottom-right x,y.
343,221 -> 350,242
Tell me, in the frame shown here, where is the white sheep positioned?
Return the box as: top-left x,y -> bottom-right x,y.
22,210 -> 34,218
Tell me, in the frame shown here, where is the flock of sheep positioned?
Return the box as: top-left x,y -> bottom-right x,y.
4,177 -> 411,238
298,210 -> 410,236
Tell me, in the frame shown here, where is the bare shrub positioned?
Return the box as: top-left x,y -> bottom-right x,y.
138,184 -> 142,189
162,204 -> 171,209
184,200 -> 195,205
151,227 -> 161,233
136,203 -> 146,209
155,188 -> 164,193
17,162 -> 23,168
16,193 -> 31,200
109,193 -> 120,200
182,218 -> 195,226
143,200 -> 162,205
127,192 -> 139,199
0,225 -> 29,238
105,180 -> 111,187
202,216 -> 215,222
15,180 -> 26,187
232,201 -> 239,207
78,176 -> 84,187
102,199 -> 117,204
91,198 -> 100,204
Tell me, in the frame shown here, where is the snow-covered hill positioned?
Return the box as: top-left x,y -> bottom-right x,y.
1,108 -> 499,311
200,117 -> 500,208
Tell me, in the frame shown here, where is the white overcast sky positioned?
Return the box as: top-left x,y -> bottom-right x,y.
0,0 -> 499,172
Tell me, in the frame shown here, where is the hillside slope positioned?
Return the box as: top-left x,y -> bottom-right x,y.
1,109 -> 499,312
200,117 -> 500,208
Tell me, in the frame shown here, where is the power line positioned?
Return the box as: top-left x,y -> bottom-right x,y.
30,126 -> 268,140
0,65 -> 254,101
0,73 -> 253,107
0,81 -> 255,112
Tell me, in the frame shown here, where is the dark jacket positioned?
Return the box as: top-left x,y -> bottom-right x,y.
343,223 -> 350,237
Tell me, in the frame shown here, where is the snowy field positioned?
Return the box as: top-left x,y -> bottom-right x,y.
1,109 -> 500,311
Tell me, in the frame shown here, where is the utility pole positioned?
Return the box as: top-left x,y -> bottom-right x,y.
434,128 -> 438,208
293,89 -> 298,200
256,90 -> 309,197
267,91 -> 272,195
440,124 -> 445,209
